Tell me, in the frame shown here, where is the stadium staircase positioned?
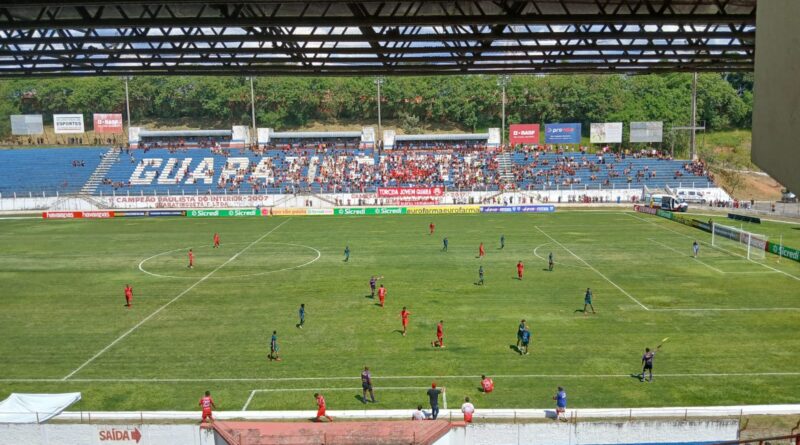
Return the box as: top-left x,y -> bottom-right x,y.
79,146 -> 120,195
497,151 -> 514,182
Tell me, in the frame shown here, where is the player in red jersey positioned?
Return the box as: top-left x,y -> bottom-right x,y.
314,393 -> 333,422
377,284 -> 387,307
432,320 -> 444,348
480,375 -> 494,393
478,243 -> 485,258
188,249 -> 194,269
213,233 -> 220,248
517,261 -> 524,280
124,284 -> 133,308
400,306 -> 411,336
199,390 -> 216,424
429,222 -> 435,235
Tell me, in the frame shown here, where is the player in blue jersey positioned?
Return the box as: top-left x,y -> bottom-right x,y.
442,237 -> 448,252
693,240 -> 700,258
344,246 -> 350,262
583,288 -> 596,316
640,346 -> 659,382
553,387 -> 567,421
296,304 -> 305,329
520,326 -> 531,355
268,330 -> 281,361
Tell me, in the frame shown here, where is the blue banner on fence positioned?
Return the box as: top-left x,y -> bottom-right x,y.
481,205 -> 556,213
544,123 -> 581,144
114,211 -> 147,217
148,210 -> 186,217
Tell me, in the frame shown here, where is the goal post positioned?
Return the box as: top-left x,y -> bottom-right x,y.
711,222 -> 768,260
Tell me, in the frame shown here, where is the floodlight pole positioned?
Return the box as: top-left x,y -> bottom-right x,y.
249,76 -> 257,146
690,72 -> 698,161
375,77 -> 384,149
123,76 -> 132,136
497,75 -> 510,147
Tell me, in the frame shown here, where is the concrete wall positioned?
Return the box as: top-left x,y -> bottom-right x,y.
0,420 -> 737,445
0,188 -> 731,212
0,423 -> 214,445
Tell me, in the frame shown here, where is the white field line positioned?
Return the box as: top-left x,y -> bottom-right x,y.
61,219 -> 291,381
442,388 -> 447,410
243,387 -> 427,410
532,242 -> 589,269
8,371 -> 800,384
647,238 -> 726,275
653,307 -> 800,312
535,226 -> 650,311
626,213 -> 800,282
138,242 -> 321,279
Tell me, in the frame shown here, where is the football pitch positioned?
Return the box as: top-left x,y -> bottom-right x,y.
0,210 -> 798,413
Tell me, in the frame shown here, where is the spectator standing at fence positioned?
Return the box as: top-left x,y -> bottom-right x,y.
553,387 -> 567,422
124,284 -> 133,308
199,391 -> 216,424
461,397 -> 475,423
426,383 -> 443,420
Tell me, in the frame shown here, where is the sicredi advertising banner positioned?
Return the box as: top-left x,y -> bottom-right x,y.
53,114 -> 85,134
10,114 -> 44,135
590,122 -> 623,144
509,124 -> 540,145
544,123 -> 581,144
630,121 -> 663,143
93,113 -> 124,134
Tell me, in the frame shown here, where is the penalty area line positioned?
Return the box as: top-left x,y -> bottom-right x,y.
535,226 -> 650,311
61,219 -> 291,381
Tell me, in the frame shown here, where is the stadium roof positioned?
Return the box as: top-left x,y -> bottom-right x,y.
0,0 -> 756,77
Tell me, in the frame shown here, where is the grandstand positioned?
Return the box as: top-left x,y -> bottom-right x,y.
0,143 -> 716,197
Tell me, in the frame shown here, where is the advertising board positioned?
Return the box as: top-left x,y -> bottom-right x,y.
544,123 -> 581,144
509,124 -> 540,146
53,114 -> 85,134
590,122 -> 623,143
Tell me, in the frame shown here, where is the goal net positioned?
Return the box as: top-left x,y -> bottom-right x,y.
711,223 -> 768,260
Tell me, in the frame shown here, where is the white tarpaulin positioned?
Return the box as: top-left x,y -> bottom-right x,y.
0,393 -> 81,423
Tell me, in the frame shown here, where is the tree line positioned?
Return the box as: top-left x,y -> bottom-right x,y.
0,73 -> 752,142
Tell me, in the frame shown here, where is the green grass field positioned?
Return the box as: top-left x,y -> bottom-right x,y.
1,211 -> 799,413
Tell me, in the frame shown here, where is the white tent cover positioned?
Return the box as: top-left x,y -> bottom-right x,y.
0,393 -> 81,423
